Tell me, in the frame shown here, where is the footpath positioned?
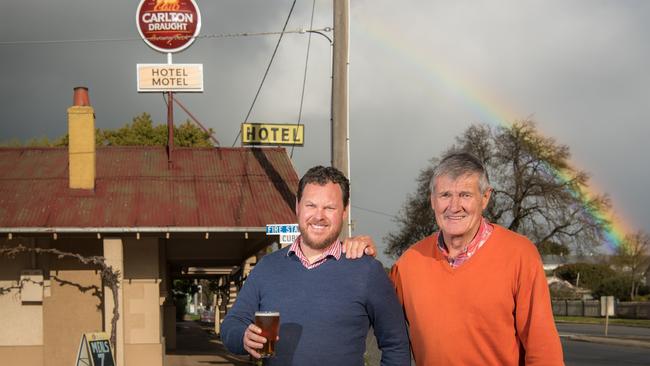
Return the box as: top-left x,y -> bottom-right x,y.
165,320 -> 650,366
563,334 -> 650,349
165,321 -> 253,366
556,321 -> 650,349
165,322 -> 383,366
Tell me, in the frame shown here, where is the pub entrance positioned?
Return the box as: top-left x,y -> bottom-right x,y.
160,231 -> 279,364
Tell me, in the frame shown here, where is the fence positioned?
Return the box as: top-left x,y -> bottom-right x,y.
552,300 -> 650,319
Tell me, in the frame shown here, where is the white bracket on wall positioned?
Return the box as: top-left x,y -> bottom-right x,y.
20,269 -> 44,303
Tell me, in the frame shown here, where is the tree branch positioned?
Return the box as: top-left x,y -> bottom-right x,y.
0,244 -> 120,350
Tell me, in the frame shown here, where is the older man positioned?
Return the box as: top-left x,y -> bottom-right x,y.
388,152 -> 564,365
221,166 -> 410,366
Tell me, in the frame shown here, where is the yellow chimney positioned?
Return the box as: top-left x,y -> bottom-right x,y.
67,86 -> 95,190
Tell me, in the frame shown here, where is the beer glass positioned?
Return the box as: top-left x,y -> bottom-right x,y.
254,311 -> 280,358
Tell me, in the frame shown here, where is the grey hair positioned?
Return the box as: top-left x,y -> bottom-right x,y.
429,152 -> 491,194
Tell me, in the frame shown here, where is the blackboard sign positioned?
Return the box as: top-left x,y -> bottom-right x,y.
89,339 -> 115,366
76,332 -> 115,366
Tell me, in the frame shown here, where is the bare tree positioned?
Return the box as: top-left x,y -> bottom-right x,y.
385,120 -> 611,258
611,231 -> 650,299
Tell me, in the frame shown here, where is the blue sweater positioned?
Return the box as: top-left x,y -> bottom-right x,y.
220,247 -> 410,366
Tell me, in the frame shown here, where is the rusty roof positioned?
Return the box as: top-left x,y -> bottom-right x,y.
0,146 -> 299,232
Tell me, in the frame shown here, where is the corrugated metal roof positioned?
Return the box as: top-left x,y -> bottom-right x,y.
0,146 -> 299,231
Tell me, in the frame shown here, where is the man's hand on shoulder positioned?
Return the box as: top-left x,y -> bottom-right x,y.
342,235 -> 377,259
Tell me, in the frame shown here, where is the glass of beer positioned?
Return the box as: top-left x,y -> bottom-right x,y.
255,311 -> 280,358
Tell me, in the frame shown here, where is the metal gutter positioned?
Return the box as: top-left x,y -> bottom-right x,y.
0,227 -> 266,234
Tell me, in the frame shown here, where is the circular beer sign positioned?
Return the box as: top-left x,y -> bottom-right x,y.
136,0 -> 201,53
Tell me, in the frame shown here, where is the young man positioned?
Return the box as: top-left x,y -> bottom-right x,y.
220,166 -> 410,366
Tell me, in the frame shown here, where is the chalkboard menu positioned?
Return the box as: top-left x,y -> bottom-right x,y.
76,332 -> 115,366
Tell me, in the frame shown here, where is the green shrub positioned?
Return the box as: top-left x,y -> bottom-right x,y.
554,262 -> 616,290
592,274 -> 634,301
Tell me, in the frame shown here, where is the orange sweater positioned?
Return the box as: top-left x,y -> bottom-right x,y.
391,225 -> 564,365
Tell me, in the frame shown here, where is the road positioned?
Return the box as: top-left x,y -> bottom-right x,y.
561,338 -> 650,365
559,322 -> 650,366
368,322 -> 650,366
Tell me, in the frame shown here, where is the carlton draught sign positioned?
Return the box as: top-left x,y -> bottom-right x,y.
136,0 -> 201,53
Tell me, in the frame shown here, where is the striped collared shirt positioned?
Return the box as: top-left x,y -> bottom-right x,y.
288,235 -> 342,270
437,218 -> 494,268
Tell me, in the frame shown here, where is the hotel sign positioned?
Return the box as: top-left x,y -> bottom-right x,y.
137,64 -> 203,92
242,123 -> 304,146
136,0 -> 202,53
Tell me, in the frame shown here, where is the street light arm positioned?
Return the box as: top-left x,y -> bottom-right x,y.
304,28 -> 333,44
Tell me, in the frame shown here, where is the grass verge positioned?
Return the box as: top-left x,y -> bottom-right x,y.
184,313 -> 201,321
555,316 -> 650,328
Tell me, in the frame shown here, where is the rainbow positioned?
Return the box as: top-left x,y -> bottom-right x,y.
553,168 -> 628,252
354,16 -> 630,252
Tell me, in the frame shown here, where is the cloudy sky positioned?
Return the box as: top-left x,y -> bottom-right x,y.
1,0 -> 648,264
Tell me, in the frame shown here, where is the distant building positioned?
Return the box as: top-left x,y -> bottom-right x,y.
542,254 -> 609,273
543,254 -> 613,300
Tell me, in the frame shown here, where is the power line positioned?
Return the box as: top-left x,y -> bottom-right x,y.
290,0 -> 317,159
231,0 -> 299,147
0,28 -> 331,46
352,205 -> 398,220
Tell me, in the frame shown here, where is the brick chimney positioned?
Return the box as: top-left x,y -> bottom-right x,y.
67,86 -> 95,190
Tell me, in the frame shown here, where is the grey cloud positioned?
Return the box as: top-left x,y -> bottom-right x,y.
1,0 -> 649,264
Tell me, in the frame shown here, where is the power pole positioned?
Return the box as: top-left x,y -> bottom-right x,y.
332,0 -> 351,237
332,0 -> 349,175
167,91 -> 174,168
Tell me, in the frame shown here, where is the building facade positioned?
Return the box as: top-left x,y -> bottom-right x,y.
0,95 -> 298,365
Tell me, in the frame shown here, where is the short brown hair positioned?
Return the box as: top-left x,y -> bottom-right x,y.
297,166 -> 350,207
